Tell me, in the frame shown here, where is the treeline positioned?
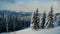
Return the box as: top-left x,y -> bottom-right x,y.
0,10 -> 31,33
31,7 -> 60,30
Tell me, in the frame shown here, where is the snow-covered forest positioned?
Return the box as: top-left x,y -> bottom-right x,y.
0,6 -> 60,34
30,6 -> 60,30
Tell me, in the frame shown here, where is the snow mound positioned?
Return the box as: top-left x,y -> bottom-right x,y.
1,27 -> 60,34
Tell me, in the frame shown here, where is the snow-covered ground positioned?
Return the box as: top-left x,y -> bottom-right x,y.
1,26 -> 60,34
1,22 -> 60,34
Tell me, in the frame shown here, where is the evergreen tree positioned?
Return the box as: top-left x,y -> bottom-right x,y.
0,16 -> 3,32
40,11 -> 46,28
45,6 -> 54,28
13,15 -> 18,30
54,14 -> 56,22
5,15 -> 10,32
31,8 -> 40,30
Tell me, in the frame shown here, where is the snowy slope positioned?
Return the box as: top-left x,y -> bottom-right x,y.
1,26 -> 60,34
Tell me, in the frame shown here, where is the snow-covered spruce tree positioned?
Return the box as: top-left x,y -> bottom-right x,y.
13,15 -> 18,30
5,15 -> 10,32
0,16 -> 3,32
45,6 -> 54,29
40,11 -> 46,28
30,8 -> 40,30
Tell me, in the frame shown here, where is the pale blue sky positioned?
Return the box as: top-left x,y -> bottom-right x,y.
0,0 -> 59,7
0,0 -> 59,8
0,0 -> 60,13
15,0 -> 59,2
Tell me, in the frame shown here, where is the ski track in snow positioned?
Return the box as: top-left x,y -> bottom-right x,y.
1,26 -> 60,34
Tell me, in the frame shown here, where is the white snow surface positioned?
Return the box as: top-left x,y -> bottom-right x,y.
1,26 -> 60,34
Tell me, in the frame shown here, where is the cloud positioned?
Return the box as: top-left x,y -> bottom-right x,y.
0,0 -> 60,13
27,1 -> 60,13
